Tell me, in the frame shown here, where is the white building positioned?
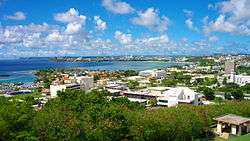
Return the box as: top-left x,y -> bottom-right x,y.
157,87 -> 200,107
139,69 -> 166,79
75,76 -> 94,91
152,70 -> 167,79
50,76 -> 93,98
50,84 -> 67,98
139,70 -> 154,77
148,87 -> 170,95
127,76 -> 145,81
122,90 -> 160,104
229,72 -> 250,86
106,81 -> 128,90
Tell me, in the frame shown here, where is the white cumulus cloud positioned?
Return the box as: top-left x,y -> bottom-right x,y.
6,11 -> 26,20
102,0 -> 134,14
131,8 -> 170,33
54,8 -> 86,34
204,0 -> 250,35
114,31 -> 132,44
94,16 -> 107,30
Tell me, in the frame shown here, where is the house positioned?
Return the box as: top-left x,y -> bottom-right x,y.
214,114 -> 250,139
157,87 -> 200,107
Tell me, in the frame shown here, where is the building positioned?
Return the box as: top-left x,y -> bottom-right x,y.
148,87 -> 169,95
225,60 -> 235,75
214,114 -> 250,138
139,70 -> 154,77
122,90 -> 160,104
50,84 -> 67,98
229,72 -> 250,86
139,69 -> 166,79
50,76 -> 93,98
127,76 -> 145,81
151,70 -> 167,79
75,76 -> 94,91
157,87 -> 200,107
105,81 -> 128,90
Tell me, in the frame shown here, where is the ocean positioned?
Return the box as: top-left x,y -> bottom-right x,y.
0,58 -> 188,83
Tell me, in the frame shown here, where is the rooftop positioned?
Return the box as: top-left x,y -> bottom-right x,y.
214,114 -> 250,125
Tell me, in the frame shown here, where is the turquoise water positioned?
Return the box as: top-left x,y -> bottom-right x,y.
0,58 -> 188,83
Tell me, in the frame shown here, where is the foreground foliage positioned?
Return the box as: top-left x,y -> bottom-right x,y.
1,89 -> 250,141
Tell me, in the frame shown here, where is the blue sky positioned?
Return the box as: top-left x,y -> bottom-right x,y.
0,0 -> 250,58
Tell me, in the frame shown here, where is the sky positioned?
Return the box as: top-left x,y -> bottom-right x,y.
0,0 -> 250,58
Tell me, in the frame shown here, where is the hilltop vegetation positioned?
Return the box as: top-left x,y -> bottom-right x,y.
1,89 -> 250,141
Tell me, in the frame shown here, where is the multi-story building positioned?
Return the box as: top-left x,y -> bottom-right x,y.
50,75 -> 94,98
75,76 -> 94,91
225,60 -> 235,75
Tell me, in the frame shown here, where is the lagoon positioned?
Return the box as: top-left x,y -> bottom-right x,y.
0,58 -> 188,83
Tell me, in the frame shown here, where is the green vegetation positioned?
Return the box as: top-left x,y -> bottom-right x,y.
1,89 -> 250,140
35,69 -> 58,88
147,98 -> 157,106
11,91 -> 42,100
193,77 -> 218,86
161,72 -> 191,87
197,87 -> 215,100
128,80 -> 139,89
187,57 -> 219,66
216,83 -> 247,100
161,79 -> 177,87
228,134 -> 250,141
121,70 -> 138,77
236,66 -> 250,75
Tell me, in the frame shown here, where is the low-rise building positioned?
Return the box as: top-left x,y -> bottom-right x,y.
229,72 -> 250,86
214,114 -> 250,138
157,87 -> 200,107
50,84 -> 67,98
122,90 -> 160,104
148,87 -> 170,95
105,81 -> 128,90
139,69 -> 166,79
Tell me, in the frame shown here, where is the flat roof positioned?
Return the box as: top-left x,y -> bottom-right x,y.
214,114 -> 250,125
148,87 -> 170,91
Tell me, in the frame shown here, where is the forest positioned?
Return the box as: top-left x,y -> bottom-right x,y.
1,89 -> 250,141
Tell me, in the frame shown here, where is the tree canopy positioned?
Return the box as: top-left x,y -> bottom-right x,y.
1,89 -> 250,140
